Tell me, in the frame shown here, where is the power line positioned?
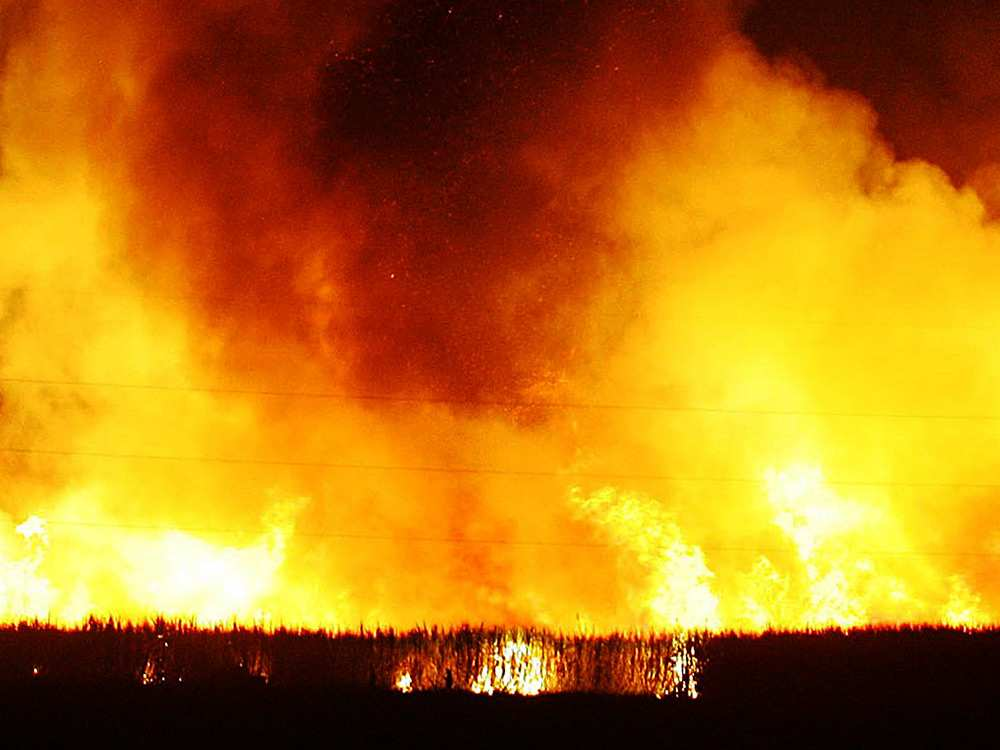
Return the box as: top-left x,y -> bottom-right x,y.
3,444 -> 1000,492
4,375 -> 1000,422
39,518 -> 1000,559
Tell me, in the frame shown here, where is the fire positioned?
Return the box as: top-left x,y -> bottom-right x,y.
763,465 -> 874,628
571,487 -> 720,630
470,637 -> 549,696
16,516 -> 47,542
394,670 -> 413,693
568,464 -> 992,631
1,3 -> 999,637
944,576 -> 988,629
0,515 -> 53,620
668,631 -> 701,700
0,498 -> 313,627
118,524 -> 287,626
384,628 -> 697,696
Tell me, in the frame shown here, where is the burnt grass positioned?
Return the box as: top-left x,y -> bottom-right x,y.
1,622 -> 998,745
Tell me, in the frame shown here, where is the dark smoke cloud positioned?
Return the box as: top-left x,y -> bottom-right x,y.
0,2 -> 36,79
115,0 -> 733,407
743,0 -> 1000,214
0,1 -> 39,170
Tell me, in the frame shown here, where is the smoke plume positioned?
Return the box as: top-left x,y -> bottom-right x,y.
1,0 -> 999,630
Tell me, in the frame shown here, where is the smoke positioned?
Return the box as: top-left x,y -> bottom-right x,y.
744,0 -> 1000,216
2,0 -> 1000,630
112,0 -> 734,404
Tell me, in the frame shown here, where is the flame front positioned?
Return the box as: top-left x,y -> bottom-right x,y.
1,2 -> 1000,636
470,637 -> 549,696
0,496 -> 312,626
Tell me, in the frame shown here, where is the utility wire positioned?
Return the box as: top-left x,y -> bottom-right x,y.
38,518 -> 1000,559
4,376 -> 1000,422
3,444 -> 1000,492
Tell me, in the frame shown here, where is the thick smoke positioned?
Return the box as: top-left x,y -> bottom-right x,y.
745,0 -> 1000,216
115,0 -> 732,404
2,1 -> 1000,630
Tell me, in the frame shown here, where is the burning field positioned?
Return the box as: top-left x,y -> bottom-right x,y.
3,0 -> 1000,726
0,621 -> 700,697
3,621 -> 999,743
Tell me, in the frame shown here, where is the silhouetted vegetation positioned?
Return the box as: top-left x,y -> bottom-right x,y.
3,622 -> 998,744
0,619 -> 699,695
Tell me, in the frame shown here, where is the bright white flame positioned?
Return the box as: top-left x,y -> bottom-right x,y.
16,516 -> 48,543
395,670 -> 413,693
470,638 -> 548,696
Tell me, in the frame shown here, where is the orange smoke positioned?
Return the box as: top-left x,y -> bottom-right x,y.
746,0 -> 1000,216
1,1 -> 999,631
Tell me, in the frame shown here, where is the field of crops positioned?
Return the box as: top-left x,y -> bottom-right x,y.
0,620 -> 700,696
2,623 -> 997,744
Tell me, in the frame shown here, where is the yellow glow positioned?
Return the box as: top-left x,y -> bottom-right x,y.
470,637 -> 550,696
0,8 -> 997,635
395,670 -> 413,693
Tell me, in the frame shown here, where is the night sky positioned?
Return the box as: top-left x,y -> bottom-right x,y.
746,0 -> 1000,205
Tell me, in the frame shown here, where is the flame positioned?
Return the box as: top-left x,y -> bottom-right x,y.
567,464 -> 991,631
0,3 -> 999,635
470,637 -> 549,696
16,516 -> 47,542
668,631 -> 701,700
394,670 -> 413,693
118,523 -> 287,626
385,628 -> 697,696
943,575 -> 988,629
0,498 -> 316,627
570,487 -> 720,630
0,515 -> 53,620
763,465 -> 874,628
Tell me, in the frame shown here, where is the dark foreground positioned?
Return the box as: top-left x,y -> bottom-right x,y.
5,682 -> 994,746
3,626 -> 999,745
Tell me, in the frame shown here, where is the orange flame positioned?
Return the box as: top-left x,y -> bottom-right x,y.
0,4 -> 999,633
